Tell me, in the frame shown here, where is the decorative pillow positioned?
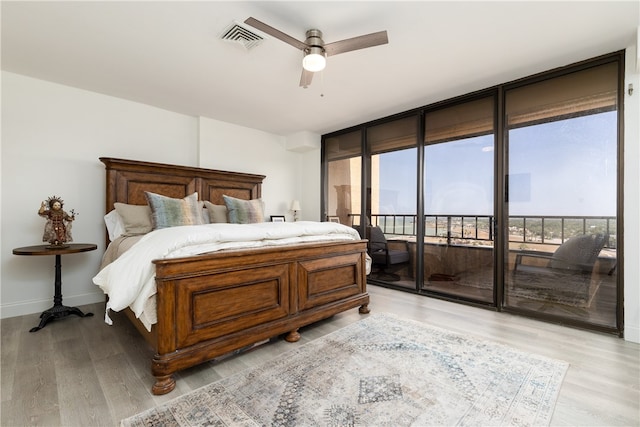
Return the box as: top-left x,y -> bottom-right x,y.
104,209 -> 126,241
203,201 -> 229,223
223,195 -> 265,224
144,192 -> 204,229
113,203 -> 153,235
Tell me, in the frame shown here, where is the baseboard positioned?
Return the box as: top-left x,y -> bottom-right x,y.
0,292 -> 105,319
624,324 -> 640,344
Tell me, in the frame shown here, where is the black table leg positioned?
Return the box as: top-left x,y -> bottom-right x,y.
29,254 -> 93,332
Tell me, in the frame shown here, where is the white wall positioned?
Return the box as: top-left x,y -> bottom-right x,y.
198,118 -> 320,221
0,72 -> 200,318
0,72 -> 316,320
623,43 -> 640,342
299,149 -> 322,222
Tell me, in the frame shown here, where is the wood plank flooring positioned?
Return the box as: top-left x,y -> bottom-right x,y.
2,285 -> 639,426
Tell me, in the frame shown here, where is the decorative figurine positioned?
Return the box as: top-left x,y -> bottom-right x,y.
39,196 -> 76,247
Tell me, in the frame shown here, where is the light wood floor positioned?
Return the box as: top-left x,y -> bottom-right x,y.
2,285 -> 639,426
380,265 -> 619,329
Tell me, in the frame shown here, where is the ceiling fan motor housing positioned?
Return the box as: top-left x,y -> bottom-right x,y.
305,29 -> 325,52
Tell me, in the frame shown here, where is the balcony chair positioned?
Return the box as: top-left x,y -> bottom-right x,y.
511,233 -> 608,305
367,226 -> 410,281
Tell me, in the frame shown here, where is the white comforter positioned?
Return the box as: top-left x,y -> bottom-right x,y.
93,221 -> 367,331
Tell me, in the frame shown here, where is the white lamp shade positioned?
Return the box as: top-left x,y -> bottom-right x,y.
291,200 -> 301,211
302,48 -> 326,72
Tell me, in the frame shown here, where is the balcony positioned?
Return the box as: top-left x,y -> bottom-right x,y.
352,213 -> 615,247
349,213 -> 617,327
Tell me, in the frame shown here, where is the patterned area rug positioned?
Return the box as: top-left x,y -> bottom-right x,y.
121,313 -> 568,427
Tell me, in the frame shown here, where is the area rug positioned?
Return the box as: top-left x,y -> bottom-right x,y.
121,313 -> 568,427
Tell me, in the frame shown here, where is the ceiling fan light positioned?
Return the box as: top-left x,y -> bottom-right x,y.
302,48 -> 326,72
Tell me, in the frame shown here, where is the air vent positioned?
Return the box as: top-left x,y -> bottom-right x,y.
220,22 -> 264,50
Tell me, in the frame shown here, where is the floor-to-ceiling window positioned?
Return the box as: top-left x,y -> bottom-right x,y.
503,61 -> 619,329
423,96 -> 495,303
366,116 -> 417,287
321,52 -> 623,335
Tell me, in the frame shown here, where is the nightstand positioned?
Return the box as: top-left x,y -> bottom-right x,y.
13,243 -> 97,332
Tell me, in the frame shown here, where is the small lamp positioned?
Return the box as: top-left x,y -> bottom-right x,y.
291,200 -> 301,222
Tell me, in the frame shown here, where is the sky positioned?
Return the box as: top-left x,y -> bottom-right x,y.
377,110 -> 617,218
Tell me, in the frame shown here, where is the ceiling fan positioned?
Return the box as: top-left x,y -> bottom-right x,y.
244,17 -> 388,88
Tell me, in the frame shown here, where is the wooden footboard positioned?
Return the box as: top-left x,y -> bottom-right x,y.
150,240 -> 369,395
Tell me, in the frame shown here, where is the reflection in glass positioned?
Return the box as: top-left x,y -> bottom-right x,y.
365,116 -> 418,287
422,136 -> 494,302
504,113 -> 618,327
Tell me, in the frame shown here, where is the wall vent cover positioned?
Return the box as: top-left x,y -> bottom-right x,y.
220,22 -> 264,50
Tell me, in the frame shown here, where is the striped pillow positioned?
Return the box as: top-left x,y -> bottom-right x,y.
223,195 -> 265,224
145,192 -> 204,229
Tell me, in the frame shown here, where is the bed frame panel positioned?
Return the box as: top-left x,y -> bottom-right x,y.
99,157 -> 370,395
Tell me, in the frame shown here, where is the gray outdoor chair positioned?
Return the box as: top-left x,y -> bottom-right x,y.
511,233 -> 608,304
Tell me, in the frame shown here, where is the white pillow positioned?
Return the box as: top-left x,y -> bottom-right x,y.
104,209 -> 125,241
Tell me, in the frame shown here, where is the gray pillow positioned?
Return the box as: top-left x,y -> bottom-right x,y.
113,203 -> 153,236
203,201 -> 229,223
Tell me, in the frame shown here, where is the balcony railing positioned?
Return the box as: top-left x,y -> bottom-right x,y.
348,214 -> 616,249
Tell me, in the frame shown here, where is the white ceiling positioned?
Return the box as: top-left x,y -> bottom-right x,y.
2,1 -> 638,136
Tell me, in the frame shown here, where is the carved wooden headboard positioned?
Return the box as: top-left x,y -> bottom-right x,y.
100,157 -> 265,212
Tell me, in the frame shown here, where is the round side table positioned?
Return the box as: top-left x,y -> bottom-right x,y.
13,243 -> 98,332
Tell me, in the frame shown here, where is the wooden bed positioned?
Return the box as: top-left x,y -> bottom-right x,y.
100,157 -> 370,395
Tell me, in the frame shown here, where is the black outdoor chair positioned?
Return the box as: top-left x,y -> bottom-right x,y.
367,226 -> 410,281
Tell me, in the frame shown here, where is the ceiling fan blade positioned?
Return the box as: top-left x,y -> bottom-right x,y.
244,17 -> 308,51
324,31 -> 388,57
299,68 -> 314,88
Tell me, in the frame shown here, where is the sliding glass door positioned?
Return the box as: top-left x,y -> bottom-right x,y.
322,53 -> 622,334
422,96 -> 495,303
503,62 -> 619,328
366,116 -> 417,288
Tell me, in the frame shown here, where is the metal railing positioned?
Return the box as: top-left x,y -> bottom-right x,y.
348,213 -> 616,249
508,215 -> 615,248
